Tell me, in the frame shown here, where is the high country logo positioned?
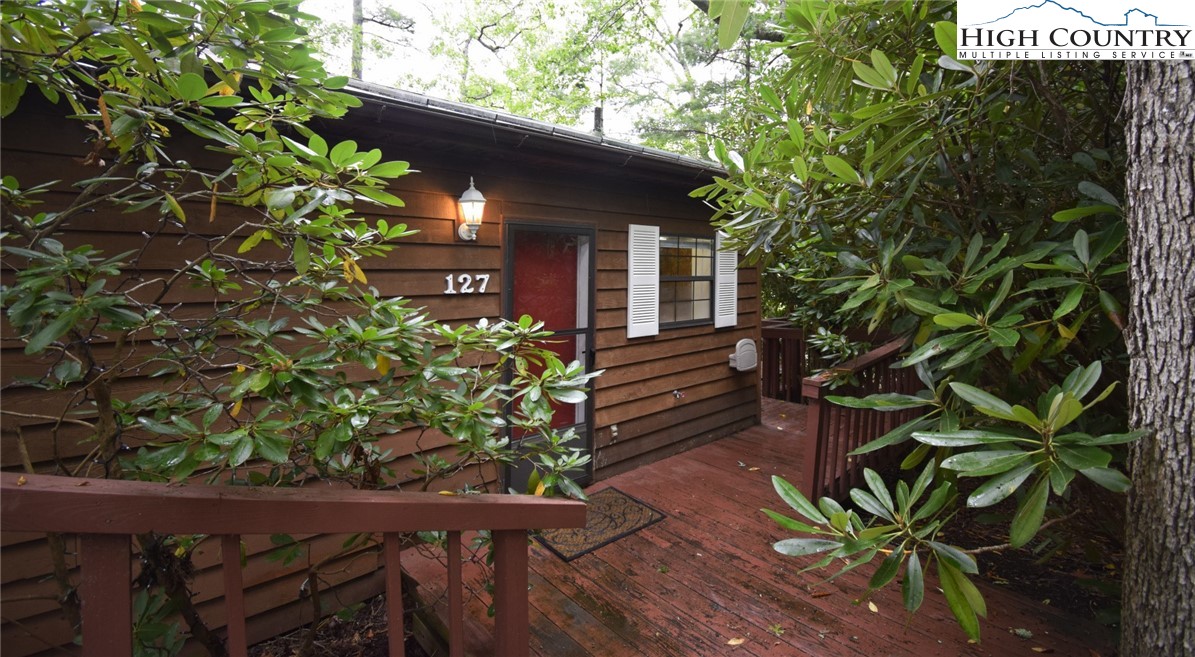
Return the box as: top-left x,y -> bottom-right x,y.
955,0 -> 1194,60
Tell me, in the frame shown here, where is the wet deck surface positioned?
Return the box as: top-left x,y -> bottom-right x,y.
407,398 -> 1116,656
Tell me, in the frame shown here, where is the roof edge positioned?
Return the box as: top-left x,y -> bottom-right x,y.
345,81 -> 726,179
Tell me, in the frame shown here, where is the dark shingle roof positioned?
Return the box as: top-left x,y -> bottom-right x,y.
346,81 -> 724,179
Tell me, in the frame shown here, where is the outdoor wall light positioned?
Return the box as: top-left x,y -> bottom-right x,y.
457,177 -> 486,241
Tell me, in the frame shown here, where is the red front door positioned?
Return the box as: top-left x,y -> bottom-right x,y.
505,224 -> 595,487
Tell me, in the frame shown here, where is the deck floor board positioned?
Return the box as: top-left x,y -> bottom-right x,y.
408,398 -> 1116,656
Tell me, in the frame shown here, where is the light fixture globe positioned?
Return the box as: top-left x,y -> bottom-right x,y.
457,177 -> 486,241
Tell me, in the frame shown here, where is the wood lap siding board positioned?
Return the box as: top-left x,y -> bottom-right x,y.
0,95 -> 759,655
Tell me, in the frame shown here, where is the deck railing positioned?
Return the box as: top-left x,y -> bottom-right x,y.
798,337 -> 920,500
0,472 -> 586,657
760,320 -> 807,403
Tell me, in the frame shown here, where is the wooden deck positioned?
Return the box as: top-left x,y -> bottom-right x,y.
407,398 -> 1116,656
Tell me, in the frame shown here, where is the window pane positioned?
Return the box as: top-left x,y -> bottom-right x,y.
676,301 -> 693,321
660,302 -> 676,323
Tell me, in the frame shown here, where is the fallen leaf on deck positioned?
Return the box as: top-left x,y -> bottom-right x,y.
748,467 -> 760,472
867,601 -> 878,613
1031,648 -> 1054,653
727,638 -> 745,646
16,476 -> 26,486
811,591 -> 832,598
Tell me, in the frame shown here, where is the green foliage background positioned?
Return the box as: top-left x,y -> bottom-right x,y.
695,0 -> 1136,640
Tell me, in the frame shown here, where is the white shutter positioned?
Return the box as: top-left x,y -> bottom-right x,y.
714,231 -> 738,328
626,224 -> 659,338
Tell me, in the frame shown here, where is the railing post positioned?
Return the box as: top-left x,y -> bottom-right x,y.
221,534 -> 248,657
491,529 -> 530,657
80,533 -> 131,657
384,532 -> 406,657
800,377 -> 826,501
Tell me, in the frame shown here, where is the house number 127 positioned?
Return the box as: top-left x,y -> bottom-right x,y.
444,273 -> 490,294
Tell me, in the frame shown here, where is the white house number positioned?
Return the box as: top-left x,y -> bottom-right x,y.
443,273 -> 490,295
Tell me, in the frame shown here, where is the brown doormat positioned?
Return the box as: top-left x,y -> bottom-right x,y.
535,487 -> 666,561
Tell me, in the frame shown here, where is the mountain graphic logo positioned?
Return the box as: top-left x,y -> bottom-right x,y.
971,0 -> 1186,28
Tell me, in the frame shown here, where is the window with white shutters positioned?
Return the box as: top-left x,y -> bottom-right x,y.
625,225 -> 738,338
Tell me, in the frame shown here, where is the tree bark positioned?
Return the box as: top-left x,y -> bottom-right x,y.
1122,60 -> 1195,657
351,0 -> 364,79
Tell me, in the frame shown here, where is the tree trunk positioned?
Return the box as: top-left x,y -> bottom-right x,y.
351,0 -> 364,79
1122,60 -> 1195,657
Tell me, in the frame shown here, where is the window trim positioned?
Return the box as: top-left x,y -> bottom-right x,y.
658,232 -> 715,329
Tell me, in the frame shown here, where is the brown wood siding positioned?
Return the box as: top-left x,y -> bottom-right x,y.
1,97 -> 758,655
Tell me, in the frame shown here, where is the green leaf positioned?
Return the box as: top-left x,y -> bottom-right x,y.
987,326 -> 1020,348
870,49 -> 897,86
986,271 -> 1014,317
1081,466 -> 1132,492
911,483 -> 951,522
329,140 -> 357,166
911,430 -> 1027,447
293,237 -> 310,275
176,72 -> 208,102
368,160 -> 410,178
1073,230 -> 1091,265
165,194 -> 186,222
1,79 -> 27,118
948,383 -> 1016,420
849,416 -> 936,456
850,489 -> 894,522
1077,429 -> 1148,446
773,538 -> 843,557
1053,284 -> 1085,320
197,95 -> 243,108
229,435 -> 254,467
762,508 -> 823,535
355,186 -> 405,206
25,311 -> 78,354
1061,362 -> 1101,399
967,461 -> 1036,507
1010,475 -> 1049,548
1046,393 -> 1084,431
137,416 -> 182,436
1078,181 -> 1120,208
869,547 -> 903,589
827,393 -> 933,410
933,312 -> 979,328
822,155 -> 861,184
1057,445 -> 1112,470
716,0 -> 752,50
940,449 -> 1029,474
929,541 -> 978,574
255,434 -> 290,463
864,469 -> 895,516
938,560 -> 983,641
852,61 -> 890,90
934,21 -> 958,59
773,476 -> 828,524
1052,204 -> 1118,222
238,229 -> 269,254
903,297 -> 952,316
902,551 -> 924,613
